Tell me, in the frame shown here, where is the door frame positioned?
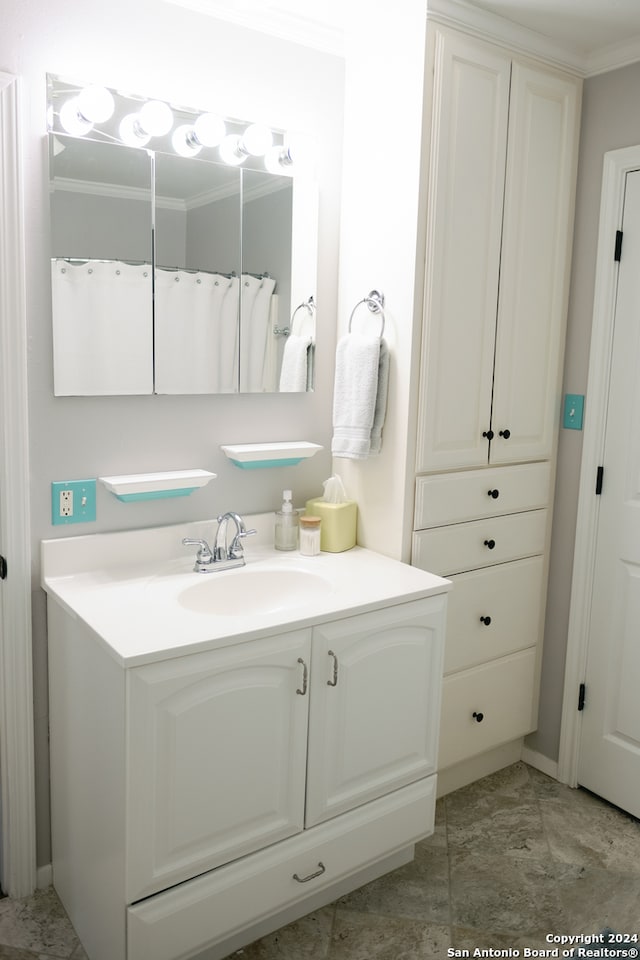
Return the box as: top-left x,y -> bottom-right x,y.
557,144 -> 640,787
0,71 -> 37,897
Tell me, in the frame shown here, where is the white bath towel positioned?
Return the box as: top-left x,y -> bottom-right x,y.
332,333 -> 388,459
369,338 -> 390,455
279,333 -> 312,392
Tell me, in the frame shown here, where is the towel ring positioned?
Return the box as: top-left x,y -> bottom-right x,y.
276,296 -> 316,338
348,290 -> 386,338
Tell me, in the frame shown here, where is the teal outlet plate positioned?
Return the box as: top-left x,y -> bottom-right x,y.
51,479 -> 97,525
563,394 -> 584,430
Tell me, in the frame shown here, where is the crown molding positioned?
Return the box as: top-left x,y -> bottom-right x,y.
427,0 -> 585,75
428,0 -> 640,77
160,0 -> 345,57
583,34 -> 640,77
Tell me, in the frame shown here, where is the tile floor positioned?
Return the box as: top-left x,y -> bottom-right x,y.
1,762 -> 639,960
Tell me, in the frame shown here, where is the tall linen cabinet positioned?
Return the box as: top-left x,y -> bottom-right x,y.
412,25 -> 581,780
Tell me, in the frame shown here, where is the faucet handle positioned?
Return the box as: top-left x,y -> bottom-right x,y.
229,527 -> 257,559
182,537 -> 213,561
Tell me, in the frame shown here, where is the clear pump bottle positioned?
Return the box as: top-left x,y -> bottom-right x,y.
274,489 -> 298,551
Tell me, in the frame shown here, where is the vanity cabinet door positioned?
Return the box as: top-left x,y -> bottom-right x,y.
305,597 -> 447,828
126,630 -> 311,902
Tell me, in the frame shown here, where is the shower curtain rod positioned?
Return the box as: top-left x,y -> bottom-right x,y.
53,258 -> 271,282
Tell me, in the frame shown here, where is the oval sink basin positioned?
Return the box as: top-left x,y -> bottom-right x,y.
177,567 -> 334,617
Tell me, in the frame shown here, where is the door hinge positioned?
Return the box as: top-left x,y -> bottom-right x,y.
595,465 -> 604,495
578,682 -> 586,711
0,556 -> 6,580
614,230 -> 623,261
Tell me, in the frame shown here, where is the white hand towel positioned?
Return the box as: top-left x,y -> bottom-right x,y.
369,338 -> 390,455
279,333 -> 312,392
331,333 -> 383,459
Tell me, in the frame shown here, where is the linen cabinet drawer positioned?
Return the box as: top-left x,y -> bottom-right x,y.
439,648 -> 537,769
444,556 -> 545,675
127,777 -> 436,960
412,509 -> 547,576
415,461 -> 551,528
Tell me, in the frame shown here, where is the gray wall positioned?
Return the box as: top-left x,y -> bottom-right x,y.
1,0 -> 344,865
529,60 -> 640,760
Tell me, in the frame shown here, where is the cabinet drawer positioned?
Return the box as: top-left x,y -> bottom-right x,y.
439,649 -> 537,769
412,509 -> 547,577
127,776 -> 436,960
414,461 -> 551,529
444,557 -> 544,675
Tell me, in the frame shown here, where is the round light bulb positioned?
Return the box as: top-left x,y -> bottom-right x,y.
76,85 -> 115,124
240,122 -> 273,157
194,112 -> 225,147
283,132 -> 314,173
119,113 -> 151,147
172,124 -> 202,158
59,97 -> 94,136
138,100 -> 173,137
219,134 -> 246,166
264,145 -> 293,176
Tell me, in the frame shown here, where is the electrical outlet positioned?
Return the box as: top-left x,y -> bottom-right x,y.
60,489 -> 73,517
52,480 -> 97,525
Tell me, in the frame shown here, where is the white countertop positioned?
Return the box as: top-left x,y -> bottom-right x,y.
41,515 -> 451,667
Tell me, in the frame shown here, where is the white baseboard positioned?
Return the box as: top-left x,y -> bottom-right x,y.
521,745 -> 559,780
36,864 -> 52,889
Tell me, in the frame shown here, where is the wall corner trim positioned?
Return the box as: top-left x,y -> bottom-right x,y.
0,70 -> 37,898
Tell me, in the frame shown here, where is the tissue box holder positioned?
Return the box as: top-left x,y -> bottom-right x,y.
305,499 -> 357,552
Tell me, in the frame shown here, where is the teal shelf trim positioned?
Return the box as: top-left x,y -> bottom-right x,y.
230,458 -> 305,470
113,487 -> 199,502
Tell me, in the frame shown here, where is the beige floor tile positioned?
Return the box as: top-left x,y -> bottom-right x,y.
329,911 -> 450,960
229,907 -> 335,959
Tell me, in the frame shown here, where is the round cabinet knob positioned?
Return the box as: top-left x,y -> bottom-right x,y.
483,539 -> 496,549
499,428 -> 511,439
472,711 -> 484,723
480,615 -> 492,626
487,489 -> 500,499
482,430 -> 494,440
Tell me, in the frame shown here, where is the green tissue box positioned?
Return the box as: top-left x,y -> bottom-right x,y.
305,499 -> 357,552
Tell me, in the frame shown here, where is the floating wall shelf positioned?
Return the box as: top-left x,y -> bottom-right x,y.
99,469 -> 217,502
220,442 -> 323,469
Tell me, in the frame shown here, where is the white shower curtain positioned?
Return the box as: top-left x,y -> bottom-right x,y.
154,270 -> 239,394
51,259 -> 153,395
239,274 -> 277,392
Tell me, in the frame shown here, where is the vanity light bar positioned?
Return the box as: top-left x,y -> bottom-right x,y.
48,76 -> 310,174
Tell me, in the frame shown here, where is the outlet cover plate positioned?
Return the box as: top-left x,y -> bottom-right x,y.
51,479 -> 97,525
563,393 -> 584,431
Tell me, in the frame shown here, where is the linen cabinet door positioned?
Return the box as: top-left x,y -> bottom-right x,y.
490,62 -> 580,465
416,29 -> 511,473
305,597 -> 447,828
126,630 -> 311,902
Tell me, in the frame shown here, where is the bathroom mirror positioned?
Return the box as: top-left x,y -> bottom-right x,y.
49,135 -> 154,394
47,75 -> 318,396
154,153 -> 242,394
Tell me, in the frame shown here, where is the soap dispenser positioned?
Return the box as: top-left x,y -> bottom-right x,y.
275,489 -> 298,551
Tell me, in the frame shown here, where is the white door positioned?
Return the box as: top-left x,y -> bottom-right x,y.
126,630 -> 311,901
577,168 -> 640,817
305,598 -> 446,827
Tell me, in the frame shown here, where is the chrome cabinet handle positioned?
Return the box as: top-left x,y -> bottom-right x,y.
327,650 -> 338,687
293,861 -> 326,883
296,657 -> 308,696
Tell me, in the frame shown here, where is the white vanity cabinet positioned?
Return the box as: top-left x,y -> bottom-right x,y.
46,578 -> 447,960
412,22 -> 581,782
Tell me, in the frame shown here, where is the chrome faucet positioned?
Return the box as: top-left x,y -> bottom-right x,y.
182,512 -> 256,573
